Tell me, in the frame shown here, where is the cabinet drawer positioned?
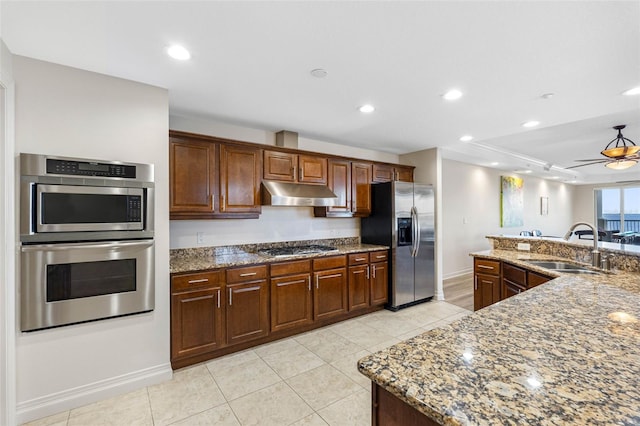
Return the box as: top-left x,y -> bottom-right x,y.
348,253 -> 370,265
474,258 -> 500,275
270,259 -> 311,277
172,270 -> 224,292
313,255 -> 347,270
370,250 -> 388,263
503,263 -> 527,286
528,271 -> 552,288
226,265 -> 268,283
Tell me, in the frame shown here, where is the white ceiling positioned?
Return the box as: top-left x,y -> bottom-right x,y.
2,1 -> 639,185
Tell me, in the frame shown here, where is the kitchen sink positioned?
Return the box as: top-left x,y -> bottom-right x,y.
525,260 -> 601,274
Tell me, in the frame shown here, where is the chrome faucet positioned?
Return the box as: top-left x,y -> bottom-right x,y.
563,222 -> 601,268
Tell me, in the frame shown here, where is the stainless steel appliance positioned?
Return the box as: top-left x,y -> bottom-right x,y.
19,153 -> 155,331
361,181 -> 435,310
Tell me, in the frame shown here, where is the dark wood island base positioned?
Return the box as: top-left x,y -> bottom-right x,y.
372,383 -> 439,426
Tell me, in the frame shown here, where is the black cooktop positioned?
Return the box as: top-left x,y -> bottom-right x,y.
259,244 -> 339,257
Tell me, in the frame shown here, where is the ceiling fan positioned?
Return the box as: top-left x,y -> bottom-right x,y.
567,125 -> 640,170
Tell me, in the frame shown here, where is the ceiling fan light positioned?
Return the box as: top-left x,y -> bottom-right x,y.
601,145 -> 640,158
605,159 -> 637,170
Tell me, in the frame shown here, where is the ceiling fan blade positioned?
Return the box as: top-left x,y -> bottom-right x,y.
575,158 -> 606,162
565,160 -> 608,169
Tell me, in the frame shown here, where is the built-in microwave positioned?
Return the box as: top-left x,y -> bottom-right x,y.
20,153 -> 154,242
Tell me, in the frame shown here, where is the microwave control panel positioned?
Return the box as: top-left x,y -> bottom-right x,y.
46,159 -> 136,178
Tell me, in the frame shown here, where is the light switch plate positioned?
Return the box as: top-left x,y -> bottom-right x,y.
517,243 -> 531,251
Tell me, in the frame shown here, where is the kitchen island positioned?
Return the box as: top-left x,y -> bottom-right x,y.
358,247 -> 640,425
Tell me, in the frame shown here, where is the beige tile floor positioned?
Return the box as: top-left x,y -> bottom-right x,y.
24,300 -> 471,426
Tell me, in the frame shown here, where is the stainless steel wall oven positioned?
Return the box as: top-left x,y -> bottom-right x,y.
20,153 -> 155,331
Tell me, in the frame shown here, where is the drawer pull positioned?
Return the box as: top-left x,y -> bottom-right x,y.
481,280 -> 493,284
366,266 -> 370,279
477,264 -> 495,270
319,273 -> 343,280
375,255 -> 386,259
235,286 -> 261,293
187,278 -> 209,284
355,257 -> 367,261
239,272 -> 257,277
216,289 -> 220,309
276,279 -> 306,287
353,270 -> 365,275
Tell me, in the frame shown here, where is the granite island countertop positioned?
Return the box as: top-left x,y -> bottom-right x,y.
358,249 -> 640,425
170,240 -> 388,274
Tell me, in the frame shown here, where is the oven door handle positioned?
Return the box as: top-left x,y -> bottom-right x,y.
20,239 -> 154,252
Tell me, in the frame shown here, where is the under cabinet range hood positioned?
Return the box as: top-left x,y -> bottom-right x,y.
261,180 -> 338,207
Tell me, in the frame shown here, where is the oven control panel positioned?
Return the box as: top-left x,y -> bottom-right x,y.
46,159 -> 136,178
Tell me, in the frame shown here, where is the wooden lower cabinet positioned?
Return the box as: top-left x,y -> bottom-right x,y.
171,270 -> 225,361
528,271 -> 552,287
226,279 -> 269,345
473,258 -> 501,310
370,252 -> 389,305
171,251 -> 388,369
348,264 -> 370,311
271,272 -> 313,332
372,384 -> 438,426
314,267 -> 348,320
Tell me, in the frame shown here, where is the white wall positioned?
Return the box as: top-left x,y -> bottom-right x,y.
169,114 -> 400,249
440,159 -> 575,278
13,56 -> 171,423
0,37 -> 16,426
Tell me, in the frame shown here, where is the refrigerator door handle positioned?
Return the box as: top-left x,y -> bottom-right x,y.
410,206 -> 417,257
413,206 -> 421,257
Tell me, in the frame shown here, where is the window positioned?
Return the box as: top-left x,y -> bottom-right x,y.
595,186 -> 640,245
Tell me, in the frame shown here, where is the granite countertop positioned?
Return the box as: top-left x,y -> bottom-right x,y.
358,249 -> 640,425
170,242 -> 388,274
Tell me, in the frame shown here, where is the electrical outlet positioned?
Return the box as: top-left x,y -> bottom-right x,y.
196,232 -> 204,245
517,243 -> 531,251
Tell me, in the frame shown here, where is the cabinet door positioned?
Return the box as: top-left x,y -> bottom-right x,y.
219,144 -> 262,213
502,278 -> 526,301
313,268 -> 348,320
169,138 -> 216,215
351,162 -> 372,216
299,154 -> 328,184
473,273 -> 500,311
348,265 -> 370,311
370,261 -> 389,305
372,164 -> 394,183
226,280 -> 269,345
263,150 -> 297,182
326,159 -> 352,215
528,271 -> 552,288
171,286 -> 224,360
394,166 -> 414,182
271,273 -> 313,332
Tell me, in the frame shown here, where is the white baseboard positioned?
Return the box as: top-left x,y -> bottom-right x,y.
443,268 -> 473,281
16,363 -> 173,424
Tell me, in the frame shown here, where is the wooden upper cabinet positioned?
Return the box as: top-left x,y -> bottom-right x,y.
219,144 -> 262,214
351,162 -> 372,217
263,150 -> 327,185
169,137 -> 217,216
372,164 -> 394,183
316,158 -> 352,217
395,166 -> 414,182
298,154 -> 327,184
263,150 -> 297,182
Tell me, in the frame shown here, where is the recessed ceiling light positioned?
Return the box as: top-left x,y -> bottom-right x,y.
310,68 -> 328,78
622,86 -> 640,96
490,162 -> 499,166
359,104 -> 375,113
541,93 -> 554,99
522,120 -> 540,128
442,89 -> 463,101
550,176 -> 560,179
167,44 -> 191,61
459,135 -> 474,142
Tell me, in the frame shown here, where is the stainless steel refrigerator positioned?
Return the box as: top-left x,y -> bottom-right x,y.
361,181 -> 435,310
